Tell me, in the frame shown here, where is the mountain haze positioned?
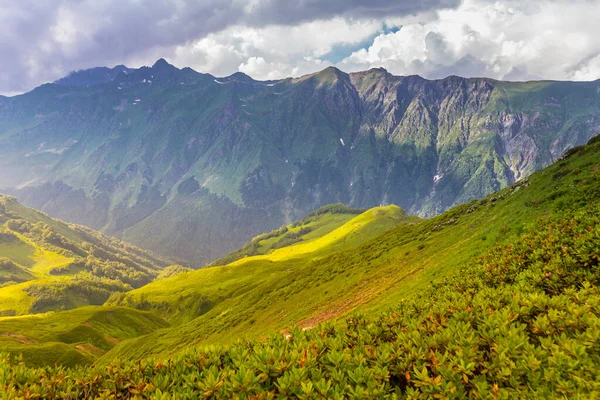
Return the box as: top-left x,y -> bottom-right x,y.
1,60 -> 599,265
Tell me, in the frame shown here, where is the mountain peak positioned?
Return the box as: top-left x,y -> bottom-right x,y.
367,67 -> 389,75
320,66 -> 345,77
228,72 -> 254,83
294,66 -> 348,86
349,67 -> 392,81
152,58 -> 178,71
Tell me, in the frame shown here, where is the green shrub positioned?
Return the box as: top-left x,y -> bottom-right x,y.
269,227 -> 313,250
24,276 -> 131,313
0,231 -> 17,243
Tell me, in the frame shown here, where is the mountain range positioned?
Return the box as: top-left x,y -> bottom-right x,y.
1,59 -> 599,265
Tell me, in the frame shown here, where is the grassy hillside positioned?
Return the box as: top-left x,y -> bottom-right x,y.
2,137 -> 600,398
101,134 -> 600,365
0,195 -> 171,315
0,306 -> 168,367
108,205 -> 411,328
0,203 -> 406,368
210,204 -> 367,266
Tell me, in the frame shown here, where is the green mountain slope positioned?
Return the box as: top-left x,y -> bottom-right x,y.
210,204 -> 367,266
1,61 -> 599,265
107,205 -> 411,328
3,138 -> 600,398
0,195 -> 171,315
97,135 -> 600,364
0,306 -> 168,367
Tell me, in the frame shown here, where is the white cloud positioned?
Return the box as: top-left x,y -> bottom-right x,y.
572,54 -> 600,81
338,0 -> 600,81
172,18 -> 380,79
170,0 -> 600,82
238,56 -> 332,80
342,24 -> 428,67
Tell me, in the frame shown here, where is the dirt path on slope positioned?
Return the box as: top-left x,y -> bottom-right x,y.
298,266 -> 423,329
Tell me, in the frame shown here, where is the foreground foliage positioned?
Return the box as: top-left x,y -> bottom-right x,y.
3,202 -> 599,398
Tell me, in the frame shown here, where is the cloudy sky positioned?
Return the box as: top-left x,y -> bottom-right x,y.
1,0 -> 600,95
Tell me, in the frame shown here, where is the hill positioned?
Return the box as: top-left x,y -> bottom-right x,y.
0,202 -> 406,367
2,137 -> 600,397
0,195 -> 171,316
209,203 -> 367,266
107,204 -> 412,327
97,134 -> 600,364
1,61 -> 599,265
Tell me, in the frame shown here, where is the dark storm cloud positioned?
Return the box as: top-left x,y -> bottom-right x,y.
0,0 -> 459,94
246,0 -> 460,25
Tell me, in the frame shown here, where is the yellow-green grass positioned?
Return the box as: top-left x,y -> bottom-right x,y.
0,240 -> 36,268
210,206 -> 369,266
0,281 -> 36,315
0,306 -> 169,367
230,205 -> 408,265
256,213 -> 352,253
0,232 -> 74,315
111,205 -> 409,322
0,222 -> 75,277
29,248 -> 73,275
102,206 -> 414,359
103,138 -> 600,363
